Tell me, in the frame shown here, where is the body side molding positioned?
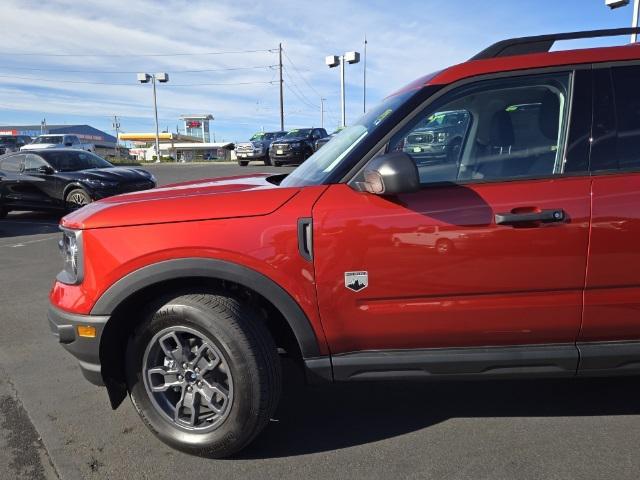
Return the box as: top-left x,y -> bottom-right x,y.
90,257 -> 321,357
330,343 -> 579,381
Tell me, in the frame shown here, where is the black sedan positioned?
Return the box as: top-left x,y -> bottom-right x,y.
0,149 -> 156,217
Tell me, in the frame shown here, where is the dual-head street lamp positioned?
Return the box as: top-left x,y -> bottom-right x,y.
137,72 -> 169,162
326,51 -> 360,127
606,0 -> 640,42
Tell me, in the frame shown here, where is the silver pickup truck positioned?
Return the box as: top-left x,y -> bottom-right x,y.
21,134 -> 94,152
236,131 -> 287,166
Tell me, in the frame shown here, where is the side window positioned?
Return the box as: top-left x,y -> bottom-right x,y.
389,73 -> 571,184
591,65 -> 640,173
0,155 -> 25,172
23,154 -> 47,173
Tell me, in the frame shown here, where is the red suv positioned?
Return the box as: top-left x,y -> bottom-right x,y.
49,28 -> 640,457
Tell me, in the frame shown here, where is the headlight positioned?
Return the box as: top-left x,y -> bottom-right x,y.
437,132 -> 449,143
57,228 -> 83,284
83,178 -> 119,188
290,142 -> 301,148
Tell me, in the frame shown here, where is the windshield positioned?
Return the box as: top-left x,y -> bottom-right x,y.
281,91 -> 414,187
249,133 -> 265,141
0,137 -> 17,145
34,136 -> 64,144
39,150 -> 112,171
284,129 -> 312,138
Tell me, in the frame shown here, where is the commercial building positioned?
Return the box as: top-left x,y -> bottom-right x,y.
0,124 -> 118,157
119,132 -> 234,162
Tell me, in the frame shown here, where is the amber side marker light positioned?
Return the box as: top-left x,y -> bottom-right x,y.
77,326 -> 96,338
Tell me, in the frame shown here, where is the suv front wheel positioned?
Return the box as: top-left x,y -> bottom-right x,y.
125,293 -> 282,458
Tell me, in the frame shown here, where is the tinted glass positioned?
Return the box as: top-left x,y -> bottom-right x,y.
281,90 -> 415,187
284,129 -> 312,138
34,136 -> 63,144
23,154 -> 48,173
591,65 -> 640,173
0,136 -> 17,146
39,151 -> 112,171
0,155 -> 23,172
389,73 -> 570,184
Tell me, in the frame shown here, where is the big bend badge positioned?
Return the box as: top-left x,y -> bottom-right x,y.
344,271 -> 368,292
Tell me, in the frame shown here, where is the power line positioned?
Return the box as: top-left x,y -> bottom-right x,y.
282,49 -> 323,98
0,48 -> 277,58
0,64 -> 278,74
0,73 -> 276,87
283,67 -> 318,109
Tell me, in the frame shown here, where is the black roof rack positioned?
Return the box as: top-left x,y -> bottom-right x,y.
471,27 -> 640,61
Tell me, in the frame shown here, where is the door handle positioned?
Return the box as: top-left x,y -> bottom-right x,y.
495,208 -> 565,226
297,218 -> 313,261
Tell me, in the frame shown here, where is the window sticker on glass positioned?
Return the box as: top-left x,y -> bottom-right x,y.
374,108 -> 393,126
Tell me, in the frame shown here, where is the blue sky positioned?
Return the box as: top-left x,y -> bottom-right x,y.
0,0 -> 636,142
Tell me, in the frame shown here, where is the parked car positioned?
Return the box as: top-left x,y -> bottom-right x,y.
50,27 -> 640,458
0,149 -> 155,217
402,110 -> 470,165
0,135 -> 33,156
21,134 -> 94,152
269,128 -> 327,166
314,127 -> 343,151
236,131 -> 287,166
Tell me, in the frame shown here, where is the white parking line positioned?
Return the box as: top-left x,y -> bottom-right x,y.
0,236 -> 58,248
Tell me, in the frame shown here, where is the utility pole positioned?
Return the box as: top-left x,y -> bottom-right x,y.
279,43 -> 284,131
363,34 -> 367,114
112,115 -> 120,157
320,97 -> 325,129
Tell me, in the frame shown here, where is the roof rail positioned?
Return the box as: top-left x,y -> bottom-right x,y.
470,27 -> 640,61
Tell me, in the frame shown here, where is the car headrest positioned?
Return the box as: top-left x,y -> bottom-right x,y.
539,90 -> 560,141
489,109 -> 515,147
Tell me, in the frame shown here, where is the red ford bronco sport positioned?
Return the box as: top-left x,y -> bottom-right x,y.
50,28 -> 640,457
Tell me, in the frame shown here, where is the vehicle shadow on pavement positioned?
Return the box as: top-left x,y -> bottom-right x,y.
238,363 -> 640,459
0,212 -> 61,239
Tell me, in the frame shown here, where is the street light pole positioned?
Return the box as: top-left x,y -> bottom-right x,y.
326,51 -> 360,128
339,56 -> 346,127
632,0 -> 640,42
137,72 -> 169,162
320,97 -> 325,129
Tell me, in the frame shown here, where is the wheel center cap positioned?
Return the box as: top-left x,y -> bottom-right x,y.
185,370 -> 197,383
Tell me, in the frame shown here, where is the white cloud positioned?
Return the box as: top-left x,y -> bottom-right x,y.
0,0 -> 630,140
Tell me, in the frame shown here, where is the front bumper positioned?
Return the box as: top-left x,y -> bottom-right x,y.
48,305 -> 109,385
269,150 -> 306,164
236,150 -> 265,159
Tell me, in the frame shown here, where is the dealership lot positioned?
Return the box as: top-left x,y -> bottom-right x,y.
3,163 -> 640,479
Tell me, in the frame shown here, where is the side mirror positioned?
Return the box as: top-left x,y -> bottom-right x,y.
64,142 -> 73,147
38,166 -> 54,174
361,151 -> 420,195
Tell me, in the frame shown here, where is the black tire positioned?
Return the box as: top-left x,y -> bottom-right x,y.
238,160 -> 249,167
65,188 -> 91,211
0,206 -> 8,219
273,161 -> 281,167
263,154 -> 272,166
125,293 -> 282,458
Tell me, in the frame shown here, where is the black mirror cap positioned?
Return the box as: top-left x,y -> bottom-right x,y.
362,151 -> 420,195
64,142 -> 73,147
38,166 -> 53,174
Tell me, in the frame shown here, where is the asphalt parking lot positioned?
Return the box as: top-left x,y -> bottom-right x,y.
2,162 -> 640,479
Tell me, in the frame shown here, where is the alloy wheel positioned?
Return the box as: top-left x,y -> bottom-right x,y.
142,326 -> 233,432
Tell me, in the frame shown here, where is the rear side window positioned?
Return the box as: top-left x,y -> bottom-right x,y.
591,65 -> 640,172
389,72 -> 571,184
0,155 -> 23,172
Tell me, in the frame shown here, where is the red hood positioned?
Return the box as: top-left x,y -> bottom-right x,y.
62,174 -> 300,229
